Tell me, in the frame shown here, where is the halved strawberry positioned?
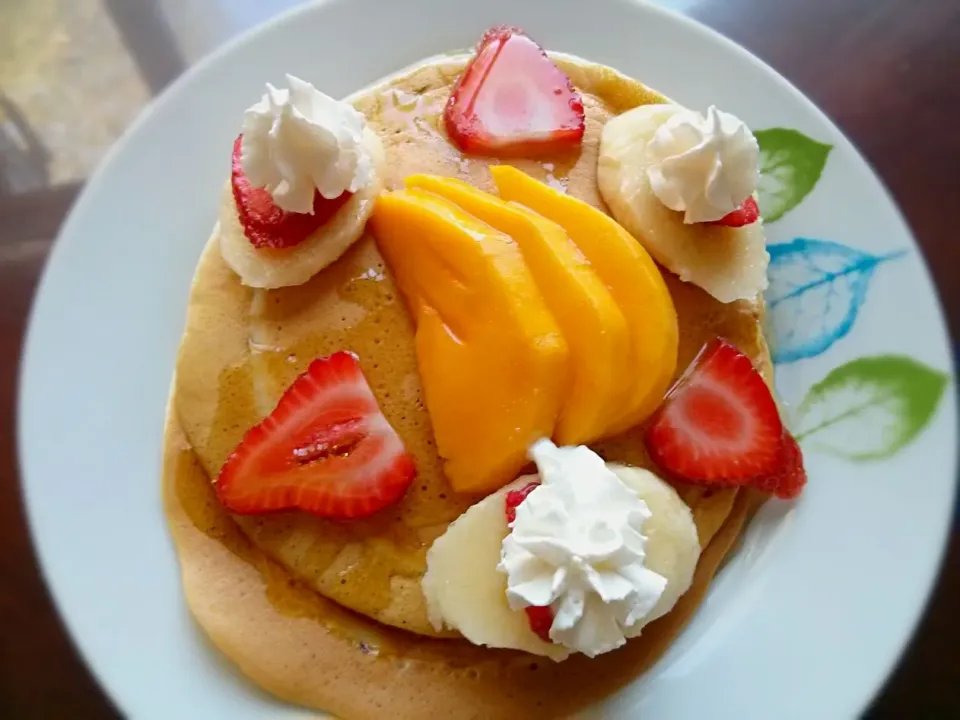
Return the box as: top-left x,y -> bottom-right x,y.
709,196 -> 760,228
443,26 -> 585,157
231,135 -> 352,249
215,351 -> 415,519
645,338 -> 784,482
753,431 -> 807,499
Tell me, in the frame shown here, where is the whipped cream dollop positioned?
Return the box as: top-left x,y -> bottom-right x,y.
240,74 -> 373,214
645,105 -> 759,224
498,439 -> 668,657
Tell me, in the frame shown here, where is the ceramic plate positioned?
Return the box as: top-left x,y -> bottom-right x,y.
19,0 -> 957,717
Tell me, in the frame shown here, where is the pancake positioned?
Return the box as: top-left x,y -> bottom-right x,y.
166,54 -> 772,715
165,411 -> 765,718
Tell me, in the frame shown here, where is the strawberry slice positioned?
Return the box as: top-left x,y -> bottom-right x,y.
231,135 -> 352,249
646,338 -> 784,482
524,605 -> 554,643
753,431 -> 807,499
503,479 -> 555,641
709,196 -> 760,228
443,26 -> 585,157
215,351 -> 416,519
504,480 -> 540,524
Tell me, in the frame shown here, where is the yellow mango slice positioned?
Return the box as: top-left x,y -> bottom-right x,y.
492,165 -> 678,434
406,174 -> 631,445
370,189 -> 568,493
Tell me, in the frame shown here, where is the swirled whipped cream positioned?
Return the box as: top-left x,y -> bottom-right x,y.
498,439 -> 667,657
240,74 -> 373,214
645,105 -> 759,224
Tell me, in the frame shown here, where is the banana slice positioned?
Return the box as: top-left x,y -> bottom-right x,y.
597,105 -> 768,303
421,464 -> 699,660
421,478 -> 569,661
219,129 -> 384,289
617,466 -> 702,633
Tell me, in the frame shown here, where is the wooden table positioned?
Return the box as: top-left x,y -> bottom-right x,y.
1,0 -> 956,716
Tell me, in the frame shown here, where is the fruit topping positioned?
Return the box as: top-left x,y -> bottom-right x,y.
524,605 -> 554,643
502,478 -> 555,641
421,464 -> 699,660
406,174 -> 631,446
645,338 -> 806,497
504,480 -> 540,525
753,432 -> 807,499
444,26 -> 585,157
646,338 -> 783,481
215,351 -> 416,519
598,104 -> 768,303
420,477 -> 569,661
709,196 -> 760,228
492,165 -> 678,435
370,188 -> 567,494
231,135 -> 352,249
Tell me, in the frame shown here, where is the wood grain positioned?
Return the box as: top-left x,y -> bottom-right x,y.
2,0 -> 957,716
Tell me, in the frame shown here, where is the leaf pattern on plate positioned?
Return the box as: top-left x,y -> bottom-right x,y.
755,128 -> 832,223
794,355 -> 949,461
765,238 -> 906,364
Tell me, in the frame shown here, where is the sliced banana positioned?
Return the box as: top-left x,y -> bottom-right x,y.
421,465 -> 699,660
421,478 -> 570,662
219,128 -> 385,289
616,466 -> 701,632
597,104 -> 768,304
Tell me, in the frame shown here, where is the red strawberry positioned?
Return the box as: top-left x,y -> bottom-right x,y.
709,196 -> 760,228
215,351 -> 416,519
231,135 -> 352,249
443,26 -> 585,157
503,480 -> 554,641
646,338 -> 784,482
504,480 -> 540,524
752,431 -> 807,499
524,605 -> 554,643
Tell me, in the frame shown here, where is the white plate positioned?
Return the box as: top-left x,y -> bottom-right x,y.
19,0 -> 957,717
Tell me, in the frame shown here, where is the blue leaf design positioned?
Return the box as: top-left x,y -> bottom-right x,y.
764,238 -> 906,364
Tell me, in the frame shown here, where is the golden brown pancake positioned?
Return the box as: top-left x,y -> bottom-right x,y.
166,54 -> 772,716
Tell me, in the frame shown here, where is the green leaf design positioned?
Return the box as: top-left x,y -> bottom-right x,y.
794,355 -> 949,461
755,128 -> 832,223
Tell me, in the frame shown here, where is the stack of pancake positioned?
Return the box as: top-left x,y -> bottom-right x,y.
164,56 -> 770,718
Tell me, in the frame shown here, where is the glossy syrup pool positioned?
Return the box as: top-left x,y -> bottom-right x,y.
188,236 -> 476,629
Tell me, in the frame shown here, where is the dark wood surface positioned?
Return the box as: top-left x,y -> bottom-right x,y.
2,1 -> 957,717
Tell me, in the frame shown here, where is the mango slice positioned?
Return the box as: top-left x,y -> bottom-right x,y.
491,165 -> 678,434
370,189 -> 568,493
406,174 -> 631,445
